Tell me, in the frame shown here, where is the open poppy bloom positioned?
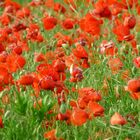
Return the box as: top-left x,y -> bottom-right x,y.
0,65 -> 14,85
87,101 -> 104,117
0,13 -> 10,26
71,107 -> 88,126
62,18 -> 75,30
110,112 -> 127,125
93,0 -> 112,18
6,53 -> 26,73
0,52 -> 7,63
39,76 -> 55,91
113,24 -> 133,41
127,79 -> 140,93
16,7 -> 30,19
78,87 -> 102,107
72,44 -> 88,59
42,16 -> 57,30
78,87 -> 95,97
0,44 -> 5,53
26,23 -> 43,42
18,74 -> 34,86
53,59 -> 66,72
34,53 -> 45,62
79,13 -> 102,36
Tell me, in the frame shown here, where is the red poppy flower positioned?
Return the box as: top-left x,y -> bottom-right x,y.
53,59 -> 66,72
0,52 -> 7,63
110,112 -> 127,125
12,23 -> 27,32
6,53 -> 26,73
87,101 -> 104,117
0,43 -> 5,53
71,108 -> 88,126
62,18 -> 75,30
124,15 -> 136,29
18,74 -> 34,86
69,100 -> 77,108
16,8 -> 30,19
78,88 -> 102,107
81,59 -> 90,68
12,46 -> 22,55
38,66 -> 59,81
110,2 -> 123,16
39,76 -> 55,90
4,0 -> 21,11
127,79 -> 140,93
79,13 -> 102,36
34,53 -> 45,62
56,34 -> 72,47
0,65 -> 13,85
26,23 -> 43,42
87,91 -> 102,102
113,24 -> 133,41
0,28 -> 8,42
93,0 -> 112,18
137,5 -> 140,15
72,44 -> 88,59
78,98 -> 87,109
42,16 -> 57,30
78,87 -> 95,97
133,57 -> 140,68
0,13 -> 10,26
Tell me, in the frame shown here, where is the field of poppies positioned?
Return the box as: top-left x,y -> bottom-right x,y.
0,0 -> 140,139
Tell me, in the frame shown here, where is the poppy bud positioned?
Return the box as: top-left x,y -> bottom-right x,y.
110,112 -> 127,125
60,103 -> 67,114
